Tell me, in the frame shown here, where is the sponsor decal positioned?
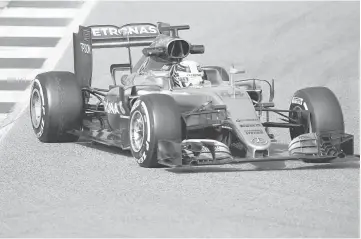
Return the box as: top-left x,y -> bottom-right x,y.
201,146 -> 210,153
104,99 -> 125,115
82,28 -> 91,42
251,137 -> 268,145
219,90 -> 244,98
80,42 -> 91,54
245,129 -> 263,135
239,123 -> 262,127
37,112 -> 45,138
303,102 -> 308,110
33,79 -> 46,138
91,25 -> 159,38
92,27 -> 119,37
236,118 -> 259,122
195,145 -> 230,155
104,100 -> 119,114
118,101 -> 125,114
138,151 -> 147,164
131,100 -> 141,112
55,77 -> 66,135
133,101 -> 151,164
298,135 -> 310,140
214,145 -> 229,153
221,125 -> 232,130
161,65 -> 172,71
186,73 -> 202,77
141,101 -> 151,142
291,97 -> 303,105
124,25 -> 158,35
297,134 -> 316,141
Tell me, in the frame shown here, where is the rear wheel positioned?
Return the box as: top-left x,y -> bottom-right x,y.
30,71 -> 83,142
129,94 -> 182,168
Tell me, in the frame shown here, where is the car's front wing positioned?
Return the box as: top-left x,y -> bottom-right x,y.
157,138 -> 359,168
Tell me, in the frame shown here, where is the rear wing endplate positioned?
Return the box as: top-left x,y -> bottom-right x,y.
73,25 -> 93,88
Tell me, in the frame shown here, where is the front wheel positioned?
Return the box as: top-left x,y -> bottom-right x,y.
289,86 -> 345,139
129,94 -> 182,168
288,87 -> 347,158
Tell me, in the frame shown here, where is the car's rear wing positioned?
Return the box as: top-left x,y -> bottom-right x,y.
73,23 -> 162,88
72,22 -> 189,88
88,23 -> 160,48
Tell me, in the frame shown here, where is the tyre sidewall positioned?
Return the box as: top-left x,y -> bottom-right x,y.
30,72 -> 83,142
129,98 -> 156,167
30,78 -> 50,141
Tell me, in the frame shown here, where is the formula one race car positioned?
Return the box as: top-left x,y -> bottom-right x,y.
29,22 -> 357,168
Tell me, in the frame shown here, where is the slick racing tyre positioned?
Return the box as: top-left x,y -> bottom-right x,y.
129,94 -> 182,168
30,71 -> 83,142
289,86 -> 344,139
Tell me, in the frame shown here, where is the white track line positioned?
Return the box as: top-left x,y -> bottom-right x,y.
0,122 -> 13,141
0,113 -> 7,122
0,91 -> 30,102
0,47 -> 53,58
0,69 -> 40,80
0,26 -> 66,37
0,8 -> 79,18
0,0 -> 98,142
41,1 -> 98,72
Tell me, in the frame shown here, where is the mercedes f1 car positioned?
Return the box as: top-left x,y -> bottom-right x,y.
29,22 -> 357,168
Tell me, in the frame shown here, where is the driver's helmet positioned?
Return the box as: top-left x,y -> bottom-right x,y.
172,60 -> 205,88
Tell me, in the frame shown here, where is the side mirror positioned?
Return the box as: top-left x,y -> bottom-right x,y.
229,65 -> 246,89
110,63 -> 131,75
229,66 -> 246,74
110,63 -> 132,86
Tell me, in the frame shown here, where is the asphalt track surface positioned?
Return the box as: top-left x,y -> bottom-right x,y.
0,1 -> 359,237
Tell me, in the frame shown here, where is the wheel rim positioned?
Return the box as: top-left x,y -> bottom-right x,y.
290,105 -> 310,136
30,89 -> 42,128
130,110 -> 145,153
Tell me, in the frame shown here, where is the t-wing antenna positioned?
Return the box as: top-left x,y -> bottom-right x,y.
157,22 -> 190,37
